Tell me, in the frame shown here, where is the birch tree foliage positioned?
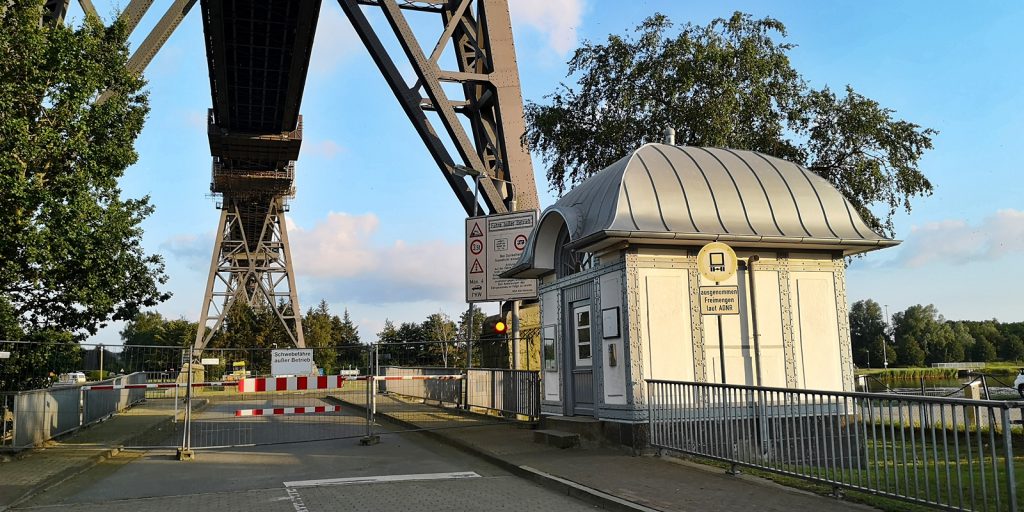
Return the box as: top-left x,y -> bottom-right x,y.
524,12 -> 935,239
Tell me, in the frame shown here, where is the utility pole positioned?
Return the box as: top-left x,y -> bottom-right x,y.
884,305 -> 891,369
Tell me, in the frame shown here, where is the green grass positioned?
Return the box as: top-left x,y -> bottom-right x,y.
858,368 -> 960,381
679,429 -> 1024,512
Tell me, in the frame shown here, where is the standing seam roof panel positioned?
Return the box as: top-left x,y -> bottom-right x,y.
649,146 -> 699,233
708,148 -> 784,237
671,146 -> 727,233
683,147 -> 756,235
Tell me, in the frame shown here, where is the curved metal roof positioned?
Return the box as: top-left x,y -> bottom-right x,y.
506,143 -> 899,278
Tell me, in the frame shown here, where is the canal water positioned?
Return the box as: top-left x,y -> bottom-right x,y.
861,376 -> 1022,401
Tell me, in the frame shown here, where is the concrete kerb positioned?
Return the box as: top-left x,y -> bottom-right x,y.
1,446 -> 122,512
326,394 -> 657,512
0,398 -> 209,511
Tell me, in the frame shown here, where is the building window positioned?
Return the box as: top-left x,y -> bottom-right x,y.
542,325 -> 557,371
555,225 -> 594,279
573,305 -> 592,366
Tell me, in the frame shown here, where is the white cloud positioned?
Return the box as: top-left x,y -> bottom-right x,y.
286,212 -> 464,303
899,209 -> 1024,267
308,6 -> 361,77
302,139 -> 346,159
509,0 -> 583,56
160,211 -> 464,305
160,232 -> 214,271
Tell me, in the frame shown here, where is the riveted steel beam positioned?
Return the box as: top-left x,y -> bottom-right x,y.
338,0 -> 537,214
126,0 -> 196,74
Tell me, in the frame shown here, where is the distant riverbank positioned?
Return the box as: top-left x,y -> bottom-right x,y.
857,365 -> 1022,382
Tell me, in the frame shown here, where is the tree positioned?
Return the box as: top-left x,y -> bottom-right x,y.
998,335 -> 1024,362
304,300 -> 336,373
849,300 -> 888,367
458,305 -> 487,342
422,311 -> 458,366
524,12 -> 934,238
0,4 -> 169,339
971,338 -> 997,362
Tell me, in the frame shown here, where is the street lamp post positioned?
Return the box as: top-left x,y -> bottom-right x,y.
884,305 -> 890,369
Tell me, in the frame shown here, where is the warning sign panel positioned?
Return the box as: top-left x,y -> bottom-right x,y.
465,210 -> 538,302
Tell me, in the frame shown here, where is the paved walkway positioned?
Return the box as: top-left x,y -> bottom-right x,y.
0,400 -> 182,511
2,394 -> 879,512
346,393 -> 879,512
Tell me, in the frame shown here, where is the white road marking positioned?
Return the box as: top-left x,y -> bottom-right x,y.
285,487 -> 309,512
283,471 -> 482,488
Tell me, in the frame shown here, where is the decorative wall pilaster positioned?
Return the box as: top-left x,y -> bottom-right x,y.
833,258 -> 855,391
778,253 -> 799,387
624,252 -> 646,406
687,267 -> 708,382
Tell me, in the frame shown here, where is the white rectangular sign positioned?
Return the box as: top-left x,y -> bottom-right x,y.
0,351 -> 9,359
200,358 -> 221,366
271,349 -> 315,376
699,286 -> 740,315
466,210 -> 538,302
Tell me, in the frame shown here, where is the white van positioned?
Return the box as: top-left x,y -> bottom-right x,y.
58,372 -> 87,385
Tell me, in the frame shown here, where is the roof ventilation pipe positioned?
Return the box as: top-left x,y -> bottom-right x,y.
663,127 -> 676,145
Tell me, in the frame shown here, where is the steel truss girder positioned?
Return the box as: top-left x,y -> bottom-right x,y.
193,196 -> 306,351
338,0 -> 538,215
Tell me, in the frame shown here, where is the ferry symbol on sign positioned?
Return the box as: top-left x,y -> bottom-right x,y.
514,234 -> 528,251
469,222 -> 484,238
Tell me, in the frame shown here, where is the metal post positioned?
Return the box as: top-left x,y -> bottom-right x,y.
178,347 -> 194,460
717,315 -> 726,384
98,344 -> 104,379
173,377 -> 179,424
1004,407 -> 1018,511
512,300 -> 520,370
746,257 -> 763,386
466,302 -> 474,370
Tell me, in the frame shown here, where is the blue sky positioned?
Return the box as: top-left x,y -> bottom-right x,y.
70,1 -> 1023,343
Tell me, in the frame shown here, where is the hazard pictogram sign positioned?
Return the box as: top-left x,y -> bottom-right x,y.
466,211 -> 538,302
470,259 -> 484,274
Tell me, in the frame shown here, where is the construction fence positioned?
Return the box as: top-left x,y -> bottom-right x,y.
1,340 -> 540,452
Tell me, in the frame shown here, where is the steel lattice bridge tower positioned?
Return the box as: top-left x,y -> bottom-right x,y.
43,0 -> 539,351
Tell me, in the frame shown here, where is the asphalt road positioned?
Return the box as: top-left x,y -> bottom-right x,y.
14,408 -> 600,512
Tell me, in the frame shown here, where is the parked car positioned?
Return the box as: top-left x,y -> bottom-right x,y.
1014,369 -> 1024,398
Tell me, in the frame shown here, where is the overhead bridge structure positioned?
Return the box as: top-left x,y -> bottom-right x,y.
43,0 -> 539,351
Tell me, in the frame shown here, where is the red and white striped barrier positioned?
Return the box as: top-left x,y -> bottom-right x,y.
83,374 -> 464,392
374,375 -> 463,381
237,375 -> 367,393
235,405 -> 343,417
82,381 -> 238,391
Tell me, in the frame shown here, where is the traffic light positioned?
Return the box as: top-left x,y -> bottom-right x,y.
494,320 -> 508,335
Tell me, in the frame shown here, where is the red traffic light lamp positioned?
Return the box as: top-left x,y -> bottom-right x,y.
494,320 -> 508,334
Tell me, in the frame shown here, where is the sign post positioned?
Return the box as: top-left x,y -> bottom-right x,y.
697,242 -> 739,384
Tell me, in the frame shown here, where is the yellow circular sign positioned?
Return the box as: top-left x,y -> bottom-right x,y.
697,242 -> 738,283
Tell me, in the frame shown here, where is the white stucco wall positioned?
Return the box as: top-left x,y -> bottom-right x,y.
540,288 -> 560,402
599,271 -> 627,404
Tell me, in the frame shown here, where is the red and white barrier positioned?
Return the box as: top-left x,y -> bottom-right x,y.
374,375 -> 463,381
237,374 -> 367,393
83,374 -> 464,392
235,405 -> 343,417
82,381 -> 239,391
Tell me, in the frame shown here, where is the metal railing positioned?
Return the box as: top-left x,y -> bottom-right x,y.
379,366 -> 540,420
1,372 -> 148,450
647,380 -> 1022,511
466,368 -> 540,420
